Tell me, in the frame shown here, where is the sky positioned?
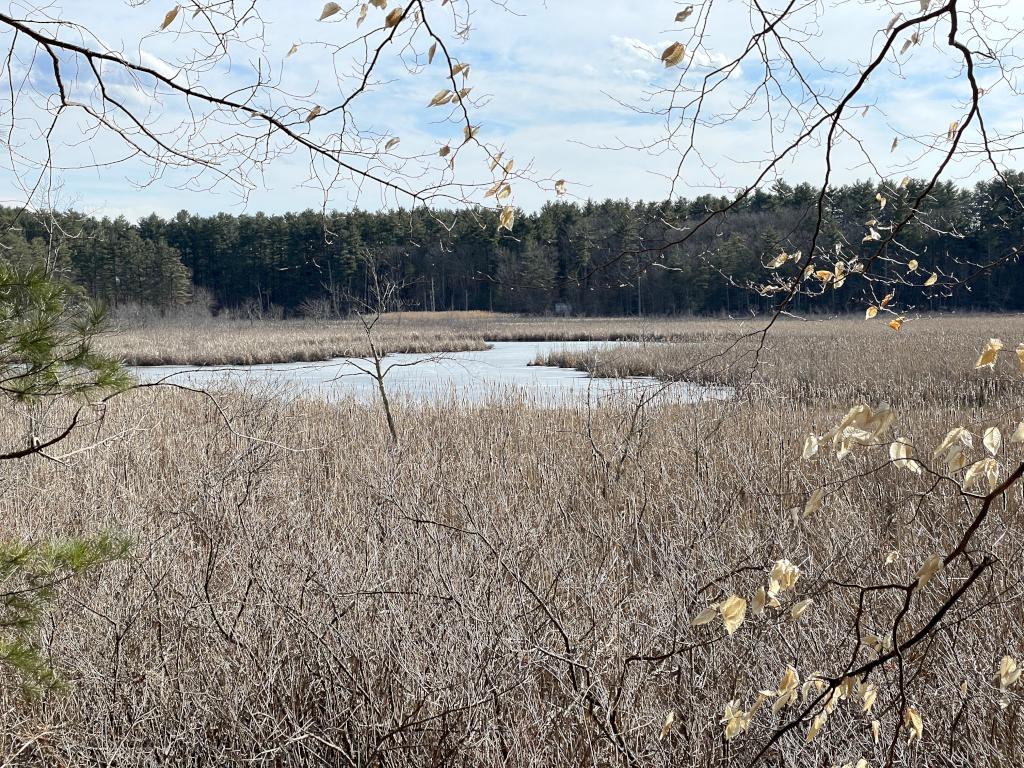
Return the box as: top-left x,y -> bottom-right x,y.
2,0 -> 1022,219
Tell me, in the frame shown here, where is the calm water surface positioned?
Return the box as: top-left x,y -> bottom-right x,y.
130,341 -> 730,404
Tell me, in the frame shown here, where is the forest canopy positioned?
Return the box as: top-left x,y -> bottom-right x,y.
4,173 -> 1022,318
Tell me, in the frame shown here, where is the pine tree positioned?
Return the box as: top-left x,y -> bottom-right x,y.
0,259 -> 129,687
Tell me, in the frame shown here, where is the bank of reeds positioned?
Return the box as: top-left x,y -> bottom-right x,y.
99,312 -> 722,366
1,317 -> 1022,765
534,313 -> 1024,406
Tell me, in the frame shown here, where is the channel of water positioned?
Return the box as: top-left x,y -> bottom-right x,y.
130,340 -> 732,404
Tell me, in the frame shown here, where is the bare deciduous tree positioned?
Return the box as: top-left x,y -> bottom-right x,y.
0,1 -> 538,216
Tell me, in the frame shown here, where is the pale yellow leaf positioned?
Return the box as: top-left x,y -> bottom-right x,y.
934,426 -> 972,456
305,105 -> 322,122
861,682 -> 878,714
498,205 -> 515,231
872,719 -> 880,744
907,259 -> 919,272
886,13 -> 902,33
357,4 -> 368,26
719,595 -> 747,635
946,445 -> 968,473
806,712 -> 827,742
555,179 -> 568,196
771,689 -> 794,715
823,685 -> 845,714
963,457 -> 998,491
924,272 -> 938,286
983,426 -> 1002,456
160,5 -> 180,30
876,192 -> 887,210
975,338 -> 1004,369
675,5 -> 694,22
772,666 -> 799,714
865,306 -> 878,320
369,0 -> 386,8
885,550 -> 900,565
1000,656 -> 1022,690
1011,421 -> 1024,444
802,434 -> 819,459
287,43 -> 299,57
1017,343 -> 1024,374
721,699 -> 750,740
889,317 -> 904,332
791,598 -> 813,621
428,89 -> 453,107
690,604 -> 719,627
904,706 -> 923,744
770,559 -> 801,594
834,261 -> 847,288
866,404 -> 896,440
751,586 -> 767,616
319,1 -> 341,21
889,437 -> 921,474
916,553 -> 942,588
661,42 -> 686,67
659,710 -> 675,740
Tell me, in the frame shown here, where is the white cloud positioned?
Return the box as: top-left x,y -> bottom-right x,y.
610,35 -> 660,66
1,0 -> 1022,217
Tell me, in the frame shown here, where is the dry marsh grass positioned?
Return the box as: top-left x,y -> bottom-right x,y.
2,315 -> 1023,765
536,313 -> 1024,406
99,312 -> 720,366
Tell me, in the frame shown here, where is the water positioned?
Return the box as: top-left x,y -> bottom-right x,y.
129,340 -> 730,404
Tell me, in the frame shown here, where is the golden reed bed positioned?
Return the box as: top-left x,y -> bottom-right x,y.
2,313 -> 1022,765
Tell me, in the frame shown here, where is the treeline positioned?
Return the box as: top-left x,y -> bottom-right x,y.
2,174 -> 1023,317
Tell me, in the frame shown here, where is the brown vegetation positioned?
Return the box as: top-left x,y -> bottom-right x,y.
535,313 -> 1024,406
2,316 -> 1023,765
99,312 -> 704,366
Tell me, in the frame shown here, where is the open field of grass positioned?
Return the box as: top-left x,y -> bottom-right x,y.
3,315 -> 1023,765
